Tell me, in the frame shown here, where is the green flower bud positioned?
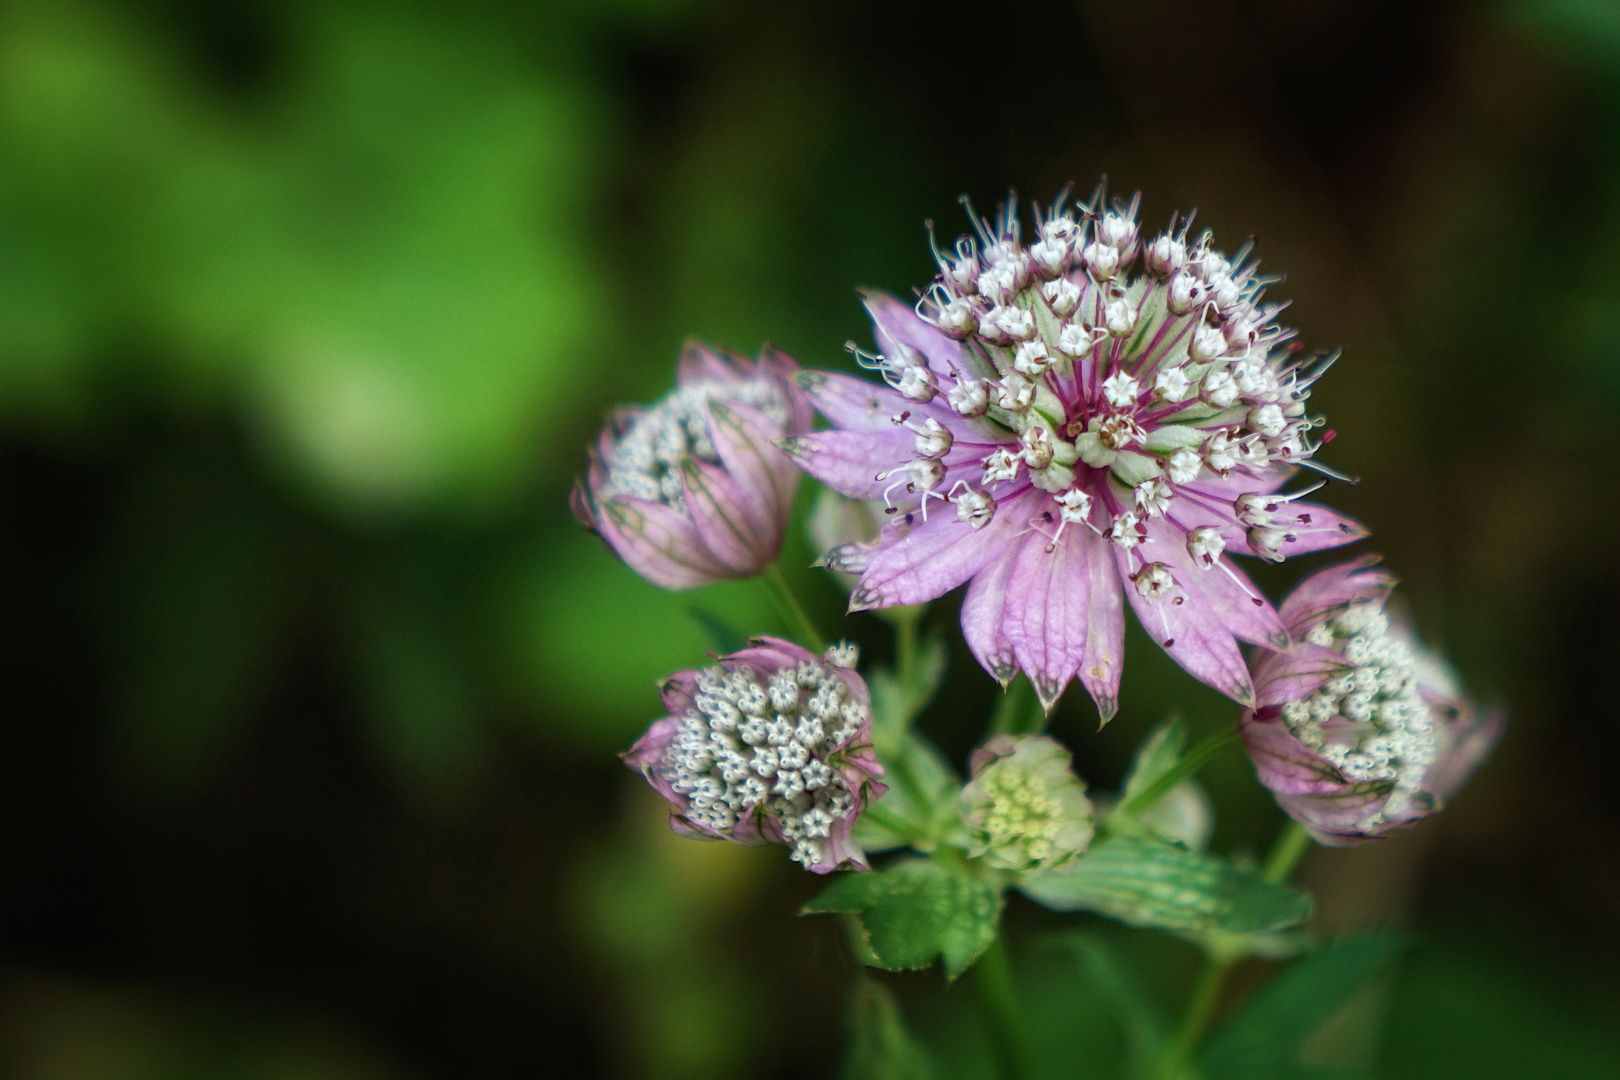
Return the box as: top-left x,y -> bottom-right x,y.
959,734 -> 1095,873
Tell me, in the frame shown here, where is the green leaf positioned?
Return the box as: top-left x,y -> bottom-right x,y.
1200,934 -> 1404,1080
867,633 -> 948,750
839,979 -> 936,1080
856,733 -> 961,851
804,858 -> 1004,978
1121,716 -> 1188,806
1044,932 -> 1168,1074
1018,836 -> 1311,934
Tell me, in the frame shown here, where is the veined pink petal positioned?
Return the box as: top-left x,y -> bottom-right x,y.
778,429 -> 915,500
1253,641 -> 1346,708
961,546 -> 1019,686
1001,529 -> 1087,711
1275,554 -> 1393,636
1277,785 -> 1397,843
758,345 -> 815,432
851,488 -> 1040,610
706,399 -> 798,534
1118,546 -> 1254,705
794,369 -> 905,432
676,339 -> 749,386
728,635 -> 821,675
1265,500 -> 1369,557
680,458 -> 769,573
658,671 -> 700,718
624,716 -> 685,805
1239,709 -> 1356,795
863,290 -> 965,378
1152,513 -> 1288,650
593,496 -> 731,590
1074,533 -> 1126,722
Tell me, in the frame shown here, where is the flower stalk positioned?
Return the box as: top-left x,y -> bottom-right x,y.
760,561 -> 828,654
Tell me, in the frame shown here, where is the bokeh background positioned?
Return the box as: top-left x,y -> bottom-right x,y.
1,0 -> 1619,1076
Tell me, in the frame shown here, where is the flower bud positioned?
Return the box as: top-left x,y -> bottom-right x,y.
1145,234 -> 1187,278
625,637 -> 886,871
573,343 -> 811,589
959,734 -> 1095,873
1240,558 -> 1503,845
1042,277 -> 1082,317
948,376 -> 989,416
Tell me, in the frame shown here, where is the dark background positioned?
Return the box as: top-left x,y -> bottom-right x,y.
1,0 -> 1618,1076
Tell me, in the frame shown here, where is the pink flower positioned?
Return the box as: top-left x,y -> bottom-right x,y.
623,637 -> 886,873
780,189 -> 1365,717
1239,557 -> 1503,845
572,342 -> 812,589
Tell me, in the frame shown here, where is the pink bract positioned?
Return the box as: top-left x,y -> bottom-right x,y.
573,342 -> 813,589
1239,557 -> 1503,844
623,637 -> 885,873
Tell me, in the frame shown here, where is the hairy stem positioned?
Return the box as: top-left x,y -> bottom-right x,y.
1118,728 -> 1240,817
760,562 -> 827,654
974,936 -> 1036,1080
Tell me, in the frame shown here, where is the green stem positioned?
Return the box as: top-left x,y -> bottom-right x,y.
1118,728 -> 1239,817
1262,819 -> 1313,884
895,608 -> 917,685
760,562 -> 827,654
1153,956 -> 1233,1080
1149,818 -> 1316,1080
974,936 -> 1036,1080
989,675 -> 1044,736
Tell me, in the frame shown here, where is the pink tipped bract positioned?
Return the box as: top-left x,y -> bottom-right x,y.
573,342 -> 812,589
1239,556 -> 1502,844
623,637 -> 886,873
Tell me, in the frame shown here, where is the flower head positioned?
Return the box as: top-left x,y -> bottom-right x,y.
624,637 -> 886,872
780,187 -> 1366,716
572,342 -> 812,589
960,734 -> 1095,873
1239,557 -> 1503,845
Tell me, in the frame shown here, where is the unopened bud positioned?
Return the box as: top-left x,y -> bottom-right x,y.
960,734 -> 1094,873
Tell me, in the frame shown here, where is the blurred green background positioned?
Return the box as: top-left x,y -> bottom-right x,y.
1,0 -> 1618,1076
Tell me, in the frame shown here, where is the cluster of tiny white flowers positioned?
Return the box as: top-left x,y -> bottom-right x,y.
660,646 -> 870,868
602,378 -> 789,510
852,188 -> 1340,587
1280,603 -> 1437,827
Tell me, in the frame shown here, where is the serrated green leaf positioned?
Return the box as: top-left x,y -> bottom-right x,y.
839,979 -> 936,1080
1200,934 -> 1404,1080
805,858 -> 1004,978
1018,836 -> 1311,934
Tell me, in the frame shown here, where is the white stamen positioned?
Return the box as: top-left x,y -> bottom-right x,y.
1186,525 -> 1226,568
982,447 -> 1023,486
